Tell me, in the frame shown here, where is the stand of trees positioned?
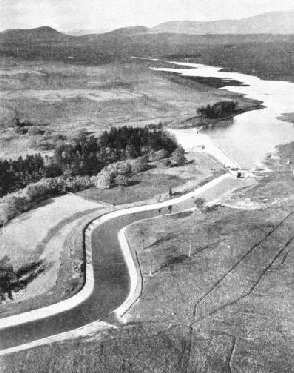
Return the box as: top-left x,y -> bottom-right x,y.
95,157 -> 149,189
0,175 -> 96,225
0,126 -> 177,198
197,101 -> 238,119
0,125 -> 179,224
0,154 -> 55,197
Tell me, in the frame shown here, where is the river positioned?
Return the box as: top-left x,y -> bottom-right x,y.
152,62 -> 294,169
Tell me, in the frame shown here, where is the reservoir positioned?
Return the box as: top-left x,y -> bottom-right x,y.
152,62 -> 294,169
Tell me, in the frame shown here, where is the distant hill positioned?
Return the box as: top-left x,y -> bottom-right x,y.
153,11 -> 294,35
65,28 -> 110,36
100,26 -> 149,38
1,24 -> 294,82
65,26 -> 149,37
0,26 -> 74,42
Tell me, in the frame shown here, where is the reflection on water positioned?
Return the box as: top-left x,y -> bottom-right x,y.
153,62 -> 294,168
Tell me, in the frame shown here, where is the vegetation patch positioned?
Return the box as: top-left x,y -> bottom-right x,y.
0,125 -> 179,224
197,101 -> 238,119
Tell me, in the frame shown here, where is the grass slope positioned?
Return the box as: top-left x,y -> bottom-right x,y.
0,194 -> 104,316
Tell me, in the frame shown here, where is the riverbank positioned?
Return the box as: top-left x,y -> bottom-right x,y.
152,60 -> 294,170
169,103 -> 264,130
278,112 -> 294,124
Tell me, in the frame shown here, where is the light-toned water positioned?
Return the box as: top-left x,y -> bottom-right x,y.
153,62 -> 294,169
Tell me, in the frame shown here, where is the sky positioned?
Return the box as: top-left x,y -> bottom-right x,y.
1,0 -> 294,31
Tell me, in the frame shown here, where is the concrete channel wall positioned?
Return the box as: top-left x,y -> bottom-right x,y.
0,225 -> 95,331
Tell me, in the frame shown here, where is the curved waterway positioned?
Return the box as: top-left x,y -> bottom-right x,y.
0,211 -> 156,350
0,174 -> 243,351
153,62 -> 294,168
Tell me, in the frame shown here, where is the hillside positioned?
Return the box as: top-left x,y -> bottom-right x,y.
0,26 -> 74,43
153,10 -> 294,35
1,23 -> 294,81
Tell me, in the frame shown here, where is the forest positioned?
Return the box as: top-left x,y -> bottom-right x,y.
0,126 -> 177,198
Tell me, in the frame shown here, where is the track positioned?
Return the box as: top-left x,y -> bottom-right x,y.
192,211 -> 294,325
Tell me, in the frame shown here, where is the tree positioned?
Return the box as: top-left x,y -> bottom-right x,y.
171,147 -> 186,166
116,161 -> 131,176
197,101 -> 238,119
194,197 -> 206,210
95,170 -> 115,189
23,183 -> 48,202
149,149 -> 168,162
0,196 -> 27,223
106,161 -> 131,176
130,156 -> 149,173
114,174 -> 129,187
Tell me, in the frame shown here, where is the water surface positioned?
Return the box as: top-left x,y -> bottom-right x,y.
153,62 -> 294,168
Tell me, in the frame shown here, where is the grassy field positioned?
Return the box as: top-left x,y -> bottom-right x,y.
2,144 -> 293,372
0,57 -> 260,159
77,152 -> 223,206
0,194 -> 109,317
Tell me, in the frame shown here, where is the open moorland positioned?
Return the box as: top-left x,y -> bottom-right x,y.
0,55 -> 260,160
1,26 -> 294,82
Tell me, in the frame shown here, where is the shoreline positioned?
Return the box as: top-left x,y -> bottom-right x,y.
149,60 -> 264,130
277,112 -> 294,125
173,103 -> 265,129
167,128 -> 242,170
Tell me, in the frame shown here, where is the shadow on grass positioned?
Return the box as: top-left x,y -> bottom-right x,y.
0,259 -> 46,302
153,254 -> 190,274
170,211 -> 194,219
125,180 -> 141,187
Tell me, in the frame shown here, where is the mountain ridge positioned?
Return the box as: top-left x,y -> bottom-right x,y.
2,10 -> 294,39
153,10 -> 294,35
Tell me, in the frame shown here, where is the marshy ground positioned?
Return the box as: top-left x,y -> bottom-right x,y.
0,57 -> 260,159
